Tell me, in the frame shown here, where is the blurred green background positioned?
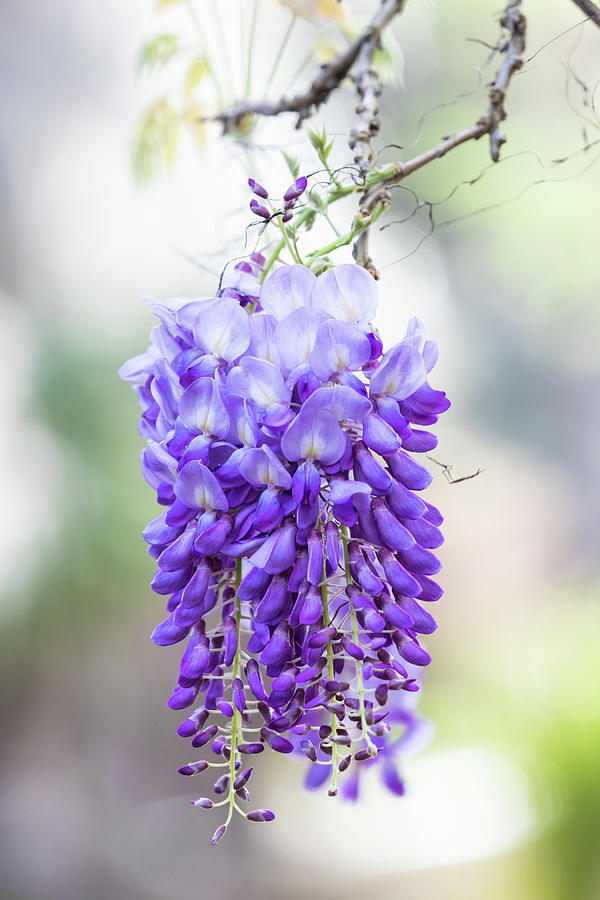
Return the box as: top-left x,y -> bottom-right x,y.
1,1 -> 599,898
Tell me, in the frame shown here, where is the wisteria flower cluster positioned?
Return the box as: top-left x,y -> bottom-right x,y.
120,253 -> 450,845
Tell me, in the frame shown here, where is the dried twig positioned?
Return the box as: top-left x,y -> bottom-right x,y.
352,0 -> 526,268
570,0 -> 600,28
348,36 -> 384,175
426,457 -> 485,484
206,0 -> 405,132
348,19 -> 388,274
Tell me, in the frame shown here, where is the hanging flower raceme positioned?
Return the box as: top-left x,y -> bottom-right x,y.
120,258 -> 450,845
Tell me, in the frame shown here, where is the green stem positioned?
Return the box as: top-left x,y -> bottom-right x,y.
259,182 -> 355,277
260,239 -> 285,282
306,200 -> 387,261
281,221 -> 303,263
225,559 -> 243,826
318,521 -> 338,794
324,213 -> 341,237
341,525 -> 377,756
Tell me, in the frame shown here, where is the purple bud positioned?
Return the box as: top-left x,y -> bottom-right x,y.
375,683 -> 389,706
402,428 -> 438,453
178,760 -> 208,776
151,612 -> 190,647
413,573 -> 444,602
282,210 -> 293,223
260,727 -> 294,754
259,621 -> 291,669
177,709 -> 209,737
168,685 -> 198,710
191,724 -> 219,748
250,199 -> 270,220
284,176 -> 307,201
211,824 -> 227,846
246,658 -> 268,701
247,809 -> 276,823
372,497 -> 416,552
398,639 -> 432,666
299,585 -> 322,626
307,528 -> 324,586
233,767 -> 254,790
232,677 -> 246,713
223,615 -> 238,667
190,797 -> 214,808
248,177 -> 269,199
213,774 -> 229,795
354,442 -> 392,492
307,626 -> 337,649
217,700 -> 234,717
341,636 -> 364,660
288,552 -> 309,593
300,740 -> 317,761
367,331 -> 383,362
386,450 -> 433,491
211,738 -> 227,756
255,575 -> 290,624
238,742 -> 264,755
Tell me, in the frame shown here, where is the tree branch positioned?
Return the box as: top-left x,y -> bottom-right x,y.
352,0 -> 526,270
570,0 -> 600,27
348,20 -> 387,272
348,36 -> 384,176
207,0 -> 406,133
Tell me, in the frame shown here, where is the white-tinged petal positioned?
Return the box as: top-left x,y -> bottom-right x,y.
275,307 -> 329,375
259,264 -> 316,320
191,298 -> 250,362
310,264 -> 378,326
227,357 -> 291,409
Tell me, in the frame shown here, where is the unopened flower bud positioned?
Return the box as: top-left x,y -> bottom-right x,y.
250,199 -> 270,219
248,177 -> 269,199
283,176 -> 307,201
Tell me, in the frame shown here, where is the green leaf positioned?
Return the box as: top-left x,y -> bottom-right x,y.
185,56 -> 210,96
373,33 -> 404,89
306,125 -> 333,165
309,256 -> 333,275
307,125 -> 327,154
309,191 -> 329,215
131,98 -> 180,183
138,34 -> 179,74
282,150 -> 300,180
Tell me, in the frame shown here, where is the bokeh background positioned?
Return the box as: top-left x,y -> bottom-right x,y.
1,1 -> 599,898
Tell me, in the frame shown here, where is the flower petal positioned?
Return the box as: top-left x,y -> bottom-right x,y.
192,298 -> 250,362
369,343 -> 427,400
275,307 -> 329,376
174,460 -> 228,511
281,407 -> 346,465
239,445 -> 292,489
310,263 -> 378,326
227,357 -> 291,409
259,264 -> 316,320
309,320 -> 371,381
179,377 -> 230,438
304,385 -> 372,423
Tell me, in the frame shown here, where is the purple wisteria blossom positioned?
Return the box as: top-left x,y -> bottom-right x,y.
120,258 -> 450,844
